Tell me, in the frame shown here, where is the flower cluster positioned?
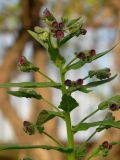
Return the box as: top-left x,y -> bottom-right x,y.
64,79 -> 83,87
18,56 -> 39,72
76,49 -> 96,61
102,141 -> 112,150
89,68 -> 111,80
51,21 -> 65,40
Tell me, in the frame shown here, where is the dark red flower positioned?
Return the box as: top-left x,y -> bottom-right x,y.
102,141 -> 112,150
19,56 -> 26,65
43,8 -> 51,17
77,79 -> 83,85
59,22 -> 64,29
55,30 -> 64,39
89,49 -> 96,57
109,104 -> 118,111
52,21 -> 59,28
77,52 -> 86,60
80,29 -> 87,35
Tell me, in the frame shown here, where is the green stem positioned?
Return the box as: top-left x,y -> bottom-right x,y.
86,131 -> 97,142
42,97 -> 60,112
43,131 -> 63,146
80,108 -> 99,123
59,64 -> 75,160
83,75 -> 89,80
65,57 -> 77,69
38,70 -> 55,83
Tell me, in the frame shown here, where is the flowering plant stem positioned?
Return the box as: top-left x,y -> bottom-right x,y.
60,64 -> 75,160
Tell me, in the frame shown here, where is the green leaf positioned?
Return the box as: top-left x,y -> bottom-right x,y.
58,94 -> 78,112
23,157 -> 32,160
85,74 -> 117,88
68,85 -> 92,94
65,44 -> 118,71
75,145 -> 87,158
73,120 -> 120,133
98,95 -> 120,110
48,34 -> 65,66
66,16 -> 82,27
0,82 -> 61,89
8,89 -> 42,100
59,29 -> 82,46
36,110 -> 64,126
28,30 -> 48,49
0,145 -> 73,153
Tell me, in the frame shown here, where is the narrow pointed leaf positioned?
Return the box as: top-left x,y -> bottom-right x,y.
73,120 -> 120,133
85,74 -> 117,88
28,30 -> 48,49
0,145 -> 73,153
8,90 -> 42,100
0,82 -> 61,89
36,110 -> 64,126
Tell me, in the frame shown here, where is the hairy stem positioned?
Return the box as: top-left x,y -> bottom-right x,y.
38,70 -> 56,83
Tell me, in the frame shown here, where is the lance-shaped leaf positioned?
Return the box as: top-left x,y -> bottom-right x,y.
68,85 -> 92,94
58,94 -> 79,112
0,82 -> 61,89
66,16 -> 82,28
48,34 -> 65,66
85,74 -> 117,88
28,30 -> 48,49
36,110 -> 64,126
65,44 -> 118,71
7,89 -> 42,100
98,95 -> 120,110
72,120 -> 120,133
0,145 -> 73,153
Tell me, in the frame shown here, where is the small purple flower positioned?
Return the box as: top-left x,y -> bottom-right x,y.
65,79 -> 72,86
55,30 -> 64,40
77,79 -> 83,85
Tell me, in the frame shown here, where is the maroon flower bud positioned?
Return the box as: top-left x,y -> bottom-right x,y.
59,22 -> 64,29
77,52 -> 86,60
55,30 -> 64,39
18,56 -> 26,65
52,21 -> 59,28
77,79 -> 83,85
23,121 -> 35,135
102,141 -> 112,150
80,29 -> 87,35
89,49 -> 96,57
65,79 -> 72,86
109,104 -> 118,111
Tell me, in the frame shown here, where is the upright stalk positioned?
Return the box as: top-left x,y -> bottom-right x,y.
59,64 -> 75,160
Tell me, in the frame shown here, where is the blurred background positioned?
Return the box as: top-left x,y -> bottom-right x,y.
0,0 -> 120,159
